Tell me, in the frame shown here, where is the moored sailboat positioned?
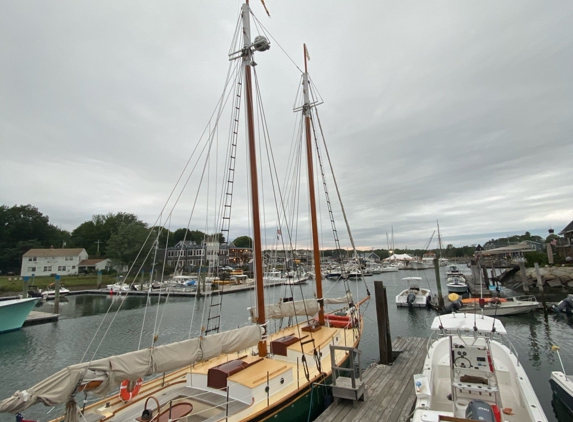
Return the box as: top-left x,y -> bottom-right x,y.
0,4 -> 369,422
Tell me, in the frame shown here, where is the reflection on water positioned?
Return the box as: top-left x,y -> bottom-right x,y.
1,269 -> 572,422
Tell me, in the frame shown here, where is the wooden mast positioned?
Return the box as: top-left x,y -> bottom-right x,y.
302,44 -> 325,325
242,2 -> 267,356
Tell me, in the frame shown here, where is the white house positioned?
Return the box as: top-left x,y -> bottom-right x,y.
78,258 -> 111,273
21,248 -> 89,277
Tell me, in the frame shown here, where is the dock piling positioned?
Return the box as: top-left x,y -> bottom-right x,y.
374,280 -> 393,365
433,258 -> 444,309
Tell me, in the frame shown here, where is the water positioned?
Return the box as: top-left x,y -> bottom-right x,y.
1,269 -> 572,422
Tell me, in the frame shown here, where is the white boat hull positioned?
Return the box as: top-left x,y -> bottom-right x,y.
413,314 -> 547,421
461,297 -> 539,316
446,283 -> 468,293
396,288 -> 431,308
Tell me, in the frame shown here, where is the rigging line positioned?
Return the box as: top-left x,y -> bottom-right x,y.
312,108 -> 369,300
80,57 -> 242,362
250,14 -> 304,73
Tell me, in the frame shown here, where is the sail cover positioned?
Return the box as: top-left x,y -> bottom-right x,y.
264,299 -> 320,319
0,325 -> 263,413
323,292 -> 353,305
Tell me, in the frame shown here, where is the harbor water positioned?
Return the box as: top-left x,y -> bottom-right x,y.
1,268 -> 572,422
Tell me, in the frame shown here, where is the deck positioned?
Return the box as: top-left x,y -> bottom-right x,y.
315,337 -> 427,422
23,310 -> 59,326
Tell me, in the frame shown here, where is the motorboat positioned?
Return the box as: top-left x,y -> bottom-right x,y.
552,294 -> 573,314
380,264 -> 399,272
106,283 -> 135,293
461,295 -> 539,316
446,264 -> 466,279
0,297 -> 40,334
396,277 -> 432,308
549,346 -> 573,417
412,313 -> 548,421
446,276 -> 468,293
41,283 -> 70,300
263,269 -> 308,285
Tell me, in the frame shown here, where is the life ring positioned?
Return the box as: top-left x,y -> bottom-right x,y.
119,378 -> 143,402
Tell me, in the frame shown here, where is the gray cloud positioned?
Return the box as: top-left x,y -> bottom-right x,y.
1,0 -> 572,250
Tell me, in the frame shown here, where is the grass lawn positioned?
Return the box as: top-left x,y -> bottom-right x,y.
0,274 -> 119,296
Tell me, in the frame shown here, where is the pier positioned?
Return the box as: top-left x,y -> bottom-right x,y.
23,311 -> 59,326
315,336 -> 426,422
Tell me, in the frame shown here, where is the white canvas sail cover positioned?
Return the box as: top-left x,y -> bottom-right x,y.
0,325 -> 262,413
323,292 -> 353,305
264,299 -> 320,319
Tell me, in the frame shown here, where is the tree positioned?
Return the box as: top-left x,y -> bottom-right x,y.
106,221 -> 151,270
0,205 -> 70,272
233,236 -> 253,248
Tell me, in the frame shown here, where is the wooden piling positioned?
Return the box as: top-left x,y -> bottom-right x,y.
534,263 -> 547,311
433,258 -> 444,309
518,261 -> 530,293
374,280 -> 393,365
54,275 -> 61,314
22,276 -> 29,299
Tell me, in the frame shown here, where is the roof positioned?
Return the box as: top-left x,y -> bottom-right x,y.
479,241 -> 535,256
559,220 -> 573,235
23,248 -> 86,258
78,259 -> 108,266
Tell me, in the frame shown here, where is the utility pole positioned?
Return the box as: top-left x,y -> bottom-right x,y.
95,240 -> 103,257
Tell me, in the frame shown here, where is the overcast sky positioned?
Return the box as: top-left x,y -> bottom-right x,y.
1,0 -> 572,250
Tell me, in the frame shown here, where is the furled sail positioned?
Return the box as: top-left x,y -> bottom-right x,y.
323,292 -> 353,305
263,299 -> 320,319
0,325 -> 263,413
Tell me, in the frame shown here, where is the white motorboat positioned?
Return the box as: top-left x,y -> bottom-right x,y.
412,313 -> 547,422
41,284 -> 70,300
396,277 -> 432,308
446,276 -> 468,293
409,260 -> 430,270
380,264 -> 399,272
105,283 -> 133,293
446,264 -> 466,279
461,295 -> 539,316
263,270 -> 308,285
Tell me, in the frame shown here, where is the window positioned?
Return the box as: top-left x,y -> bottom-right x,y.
58,266 -> 66,271
28,257 -> 37,262
72,266 -> 76,269
65,256 -> 73,261
43,266 -> 52,272
28,267 -> 37,272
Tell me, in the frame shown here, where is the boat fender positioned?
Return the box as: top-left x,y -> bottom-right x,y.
465,399 -> 496,422
119,378 -> 143,402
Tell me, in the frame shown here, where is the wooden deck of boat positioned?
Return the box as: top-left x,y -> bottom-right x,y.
315,337 -> 427,422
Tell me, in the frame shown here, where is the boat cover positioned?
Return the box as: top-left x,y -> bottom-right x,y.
0,325 -> 263,413
264,299 -> 319,319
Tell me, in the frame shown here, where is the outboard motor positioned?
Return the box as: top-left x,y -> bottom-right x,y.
552,294 -> 573,314
465,400 -> 496,422
407,292 -> 416,307
441,299 -> 463,315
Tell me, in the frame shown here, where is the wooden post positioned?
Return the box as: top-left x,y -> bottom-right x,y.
97,270 -> 102,289
374,280 -> 393,365
22,276 -> 29,298
471,265 -> 479,294
481,265 -> 490,287
54,274 -> 61,314
433,258 -> 444,309
547,244 -> 554,266
518,261 -> 530,293
534,263 -> 546,311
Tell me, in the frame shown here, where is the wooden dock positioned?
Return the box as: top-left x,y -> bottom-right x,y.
23,311 -> 59,326
315,337 -> 427,422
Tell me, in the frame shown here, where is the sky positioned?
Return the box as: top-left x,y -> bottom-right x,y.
1,0 -> 572,251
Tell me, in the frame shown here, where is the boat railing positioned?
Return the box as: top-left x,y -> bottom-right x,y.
509,295 -> 537,303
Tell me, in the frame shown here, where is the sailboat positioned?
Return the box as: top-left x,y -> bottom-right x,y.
0,3 -> 369,422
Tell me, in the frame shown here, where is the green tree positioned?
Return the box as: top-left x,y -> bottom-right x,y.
106,221 -> 151,270
0,205 -> 70,272
233,236 -> 253,248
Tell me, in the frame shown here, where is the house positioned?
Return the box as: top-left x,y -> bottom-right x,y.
160,240 -> 232,272
78,258 -> 111,273
557,221 -> 573,259
21,248 -> 89,277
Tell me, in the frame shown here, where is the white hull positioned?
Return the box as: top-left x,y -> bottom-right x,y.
396,288 -> 431,307
412,314 -> 547,422
41,288 -> 70,300
380,266 -> 399,272
462,296 -> 539,316
446,283 -> 468,293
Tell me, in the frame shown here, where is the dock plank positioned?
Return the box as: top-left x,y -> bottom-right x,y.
315,337 -> 426,422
